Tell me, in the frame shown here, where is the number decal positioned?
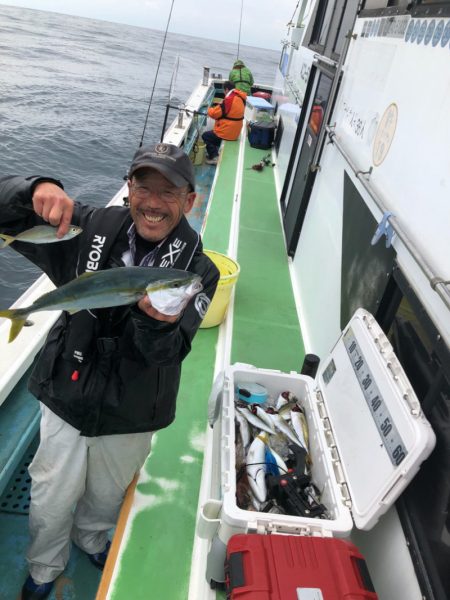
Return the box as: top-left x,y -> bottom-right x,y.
362,375 -> 372,390
355,357 -> 363,370
380,418 -> 392,436
344,328 -> 407,467
393,445 -> 406,466
371,396 -> 381,411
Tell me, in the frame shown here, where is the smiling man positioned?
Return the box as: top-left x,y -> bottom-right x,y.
0,142 -> 219,600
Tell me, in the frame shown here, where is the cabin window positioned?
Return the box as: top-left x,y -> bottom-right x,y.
281,68 -> 335,255
361,0 -> 410,8
305,0 -> 360,60
376,266 -> 450,600
311,0 -> 336,47
412,0 -> 450,19
279,45 -> 289,77
361,0 -> 450,13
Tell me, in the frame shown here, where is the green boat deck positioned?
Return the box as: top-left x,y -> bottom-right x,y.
0,135 -> 304,599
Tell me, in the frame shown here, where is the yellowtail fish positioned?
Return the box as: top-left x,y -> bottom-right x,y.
250,404 -> 275,432
235,410 -> 251,449
266,407 -> 306,449
246,432 -> 269,503
236,406 -> 274,435
277,398 -> 301,419
290,406 -> 309,451
0,225 -> 82,247
0,266 -> 201,343
275,390 -> 298,411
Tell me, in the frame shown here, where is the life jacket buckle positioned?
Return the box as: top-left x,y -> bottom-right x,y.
96,337 -> 119,354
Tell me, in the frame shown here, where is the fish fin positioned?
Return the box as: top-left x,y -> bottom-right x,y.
0,234 -> 15,248
0,309 -> 28,343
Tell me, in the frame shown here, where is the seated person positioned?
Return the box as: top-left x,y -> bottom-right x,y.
202,81 -> 247,165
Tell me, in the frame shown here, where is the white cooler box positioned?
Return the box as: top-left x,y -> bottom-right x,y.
198,309 -> 436,585
244,95 -> 275,122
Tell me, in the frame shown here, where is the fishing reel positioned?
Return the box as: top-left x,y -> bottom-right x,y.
265,445 -> 327,518
250,153 -> 275,172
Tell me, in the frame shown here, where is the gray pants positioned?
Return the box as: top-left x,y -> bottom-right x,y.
27,404 -> 153,583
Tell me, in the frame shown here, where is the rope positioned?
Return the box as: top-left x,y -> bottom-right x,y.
236,0 -> 244,60
139,0 -> 176,147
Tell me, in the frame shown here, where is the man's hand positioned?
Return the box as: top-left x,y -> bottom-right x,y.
32,182 -> 74,238
137,296 -> 180,323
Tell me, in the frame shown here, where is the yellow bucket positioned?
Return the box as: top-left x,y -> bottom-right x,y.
200,250 -> 240,328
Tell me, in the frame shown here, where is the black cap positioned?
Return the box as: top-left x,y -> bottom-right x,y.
128,143 -> 195,189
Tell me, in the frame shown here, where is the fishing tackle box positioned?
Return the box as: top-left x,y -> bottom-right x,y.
199,309 -> 436,585
225,533 -> 378,599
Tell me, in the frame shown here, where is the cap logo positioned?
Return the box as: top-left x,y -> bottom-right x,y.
155,143 -> 170,155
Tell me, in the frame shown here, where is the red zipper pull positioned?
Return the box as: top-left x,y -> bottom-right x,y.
71,370 -> 79,381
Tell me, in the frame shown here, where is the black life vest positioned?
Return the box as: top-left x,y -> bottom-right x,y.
64,207 -> 200,365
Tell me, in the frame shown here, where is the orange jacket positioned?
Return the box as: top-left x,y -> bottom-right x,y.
207,89 -> 247,140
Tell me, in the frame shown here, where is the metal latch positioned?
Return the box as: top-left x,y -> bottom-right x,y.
371,211 -> 395,248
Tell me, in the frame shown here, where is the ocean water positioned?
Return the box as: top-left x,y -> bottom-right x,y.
0,4 -> 279,306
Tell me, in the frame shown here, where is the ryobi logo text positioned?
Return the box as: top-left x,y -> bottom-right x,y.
86,235 -> 106,271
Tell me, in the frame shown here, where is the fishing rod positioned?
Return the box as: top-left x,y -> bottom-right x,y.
139,0 -> 176,147
236,0 -> 244,60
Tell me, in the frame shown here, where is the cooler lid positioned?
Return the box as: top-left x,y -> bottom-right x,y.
316,308 -> 436,531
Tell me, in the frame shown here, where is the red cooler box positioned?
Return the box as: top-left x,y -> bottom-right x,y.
225,534 -> 378,600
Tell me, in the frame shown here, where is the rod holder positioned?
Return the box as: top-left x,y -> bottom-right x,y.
203,67 -> 210,86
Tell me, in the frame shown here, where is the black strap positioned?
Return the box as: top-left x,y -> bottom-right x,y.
77,206 -> 130,276
151,215 -> 200,270
66,210 -> 200,364
219,93 -> 246,122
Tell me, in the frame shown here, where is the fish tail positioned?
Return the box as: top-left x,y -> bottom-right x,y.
0,234 -> 16,248
0,309 -> 29,343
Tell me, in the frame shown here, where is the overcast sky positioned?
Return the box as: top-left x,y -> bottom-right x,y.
1,0 -> 296,50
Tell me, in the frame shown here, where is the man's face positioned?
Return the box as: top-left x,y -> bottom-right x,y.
128,169 -> 196,242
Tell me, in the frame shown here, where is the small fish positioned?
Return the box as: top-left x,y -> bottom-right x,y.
277,399 -> 300,420
246,432 -> 269,503
250,404 -> 275,432
0,266 -> 201,343
0,225 -> 82,247
275,390 -> 297,411
266,408 -> 306,449
235,410 -> 251,449
291,406 -> 309,451
236,406 -> 274,435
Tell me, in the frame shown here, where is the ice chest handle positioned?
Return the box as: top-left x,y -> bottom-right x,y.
197,499 -> 222,539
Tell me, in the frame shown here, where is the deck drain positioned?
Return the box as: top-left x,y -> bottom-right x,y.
0,436 -> 39,515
